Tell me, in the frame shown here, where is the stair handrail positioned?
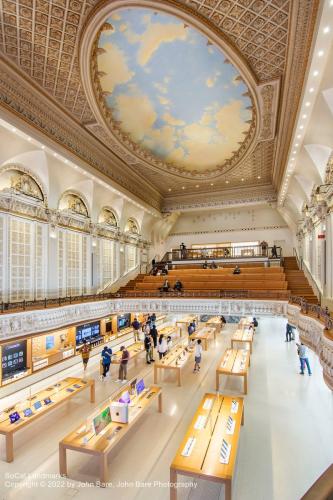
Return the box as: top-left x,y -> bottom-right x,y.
301,259 -> 323,305
293,247 -> 303,270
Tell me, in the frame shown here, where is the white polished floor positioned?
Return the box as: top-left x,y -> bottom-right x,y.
1,316 -> 333,500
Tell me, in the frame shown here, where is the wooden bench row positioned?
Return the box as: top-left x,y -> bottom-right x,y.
135,281 -> 288,290
167,267 -> 283,275
144,275 -> 286,283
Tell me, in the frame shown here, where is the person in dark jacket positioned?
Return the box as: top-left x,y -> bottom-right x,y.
150,325 -> 158,348
131,317 -> 140,342
144,333 -> 154,364
271,245 -> 278,258
233,265 -> 241,275
101,346 -> 112,379
174,280 -> 183,292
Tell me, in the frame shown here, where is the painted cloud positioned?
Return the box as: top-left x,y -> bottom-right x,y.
97,8 -> 253,172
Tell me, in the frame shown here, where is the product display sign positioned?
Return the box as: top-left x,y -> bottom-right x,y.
76,322 -> 100,345
1,340 -> 27,379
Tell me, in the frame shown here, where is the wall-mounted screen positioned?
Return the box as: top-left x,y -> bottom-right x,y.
1,340 -> 27,380
117,314 -> 131,331
46,335 -> 55,350
76,321 -> 100,345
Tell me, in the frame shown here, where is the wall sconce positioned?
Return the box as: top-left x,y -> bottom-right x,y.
120,245 -> 124,253
49,225 -> 57,239
92,237 -> 97,247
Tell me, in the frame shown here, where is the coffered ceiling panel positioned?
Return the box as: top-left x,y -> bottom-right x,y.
0,0 -> 320,211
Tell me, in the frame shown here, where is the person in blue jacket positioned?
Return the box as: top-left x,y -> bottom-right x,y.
101,345 -> 113,379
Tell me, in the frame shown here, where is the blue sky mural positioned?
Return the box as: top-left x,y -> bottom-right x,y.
97,8 -> 253,171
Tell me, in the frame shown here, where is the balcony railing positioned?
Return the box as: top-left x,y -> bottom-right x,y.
161,245 -> 282,262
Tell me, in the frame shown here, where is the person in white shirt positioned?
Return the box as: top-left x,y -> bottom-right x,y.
167,335 -> 173,351
157,334 -> 168,360
296,342 -> 312,375
193,339 -> 203,373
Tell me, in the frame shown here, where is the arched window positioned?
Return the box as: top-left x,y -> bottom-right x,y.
125,218 -> 139,234
98,207 -> 118,227
59,192 -> 89,217
0,167 -> 45,203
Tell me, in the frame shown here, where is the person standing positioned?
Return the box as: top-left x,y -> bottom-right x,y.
117,346 -> 130,383
144,332 -> 154,364
271,245 -> 278,258
296,342 -> 312,375
131,317 -> 140,342
151,312 -> 157,326
167,335 -> 173,351
150,324 -> 158,349
81,339 -> 91,371
193,339 -> 203,373
101,345 -> 112,379
285,323 -> 293,342
157,334 -> 168,359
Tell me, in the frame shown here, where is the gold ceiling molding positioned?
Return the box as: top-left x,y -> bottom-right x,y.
0,0 -> 320,209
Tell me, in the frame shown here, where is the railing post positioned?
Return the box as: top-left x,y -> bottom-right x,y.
44,297 -> 47,308
23,299 -> 26,311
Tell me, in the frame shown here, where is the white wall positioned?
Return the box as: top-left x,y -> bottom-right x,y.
163,204 -> 294,256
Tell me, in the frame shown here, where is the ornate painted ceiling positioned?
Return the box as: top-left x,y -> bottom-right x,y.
0,0 -> 320,211
95,8 -> 254,174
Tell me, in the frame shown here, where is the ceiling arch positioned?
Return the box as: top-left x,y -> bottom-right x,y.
304,144 -> 332,183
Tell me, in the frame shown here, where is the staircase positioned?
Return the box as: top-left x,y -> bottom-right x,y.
283,257 -> 318,304
117,274 -> 145,294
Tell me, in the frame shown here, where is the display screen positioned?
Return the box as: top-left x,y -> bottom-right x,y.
93,407 -> 112,435
76,321 -> 100,345
23,408 -> 33,417
9,412 -> 20,423
34,401 -> 42,411
117,314 -> 131,331
46,336 -> 55,350
43,397 -> 52,405
1,341 -> 27,379
119,391 -> 131,404
136,379 -> 145,396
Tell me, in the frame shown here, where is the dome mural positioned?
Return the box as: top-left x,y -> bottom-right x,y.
94,7 -> 255,174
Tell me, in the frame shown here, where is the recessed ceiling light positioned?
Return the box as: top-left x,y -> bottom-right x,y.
295,143 -> 299,147
318,50 -> 324,57
257,175 -> 261,179
53,153 -> 57,157
182,186 -> 185,190
12,127 -> 16,132
323,26 -> 330,34
195,184 -> 199,188
302,114 -> 307,119
41,145 -> 45,150
309,87 -> 314,93
225,180 -> 229,184
297,134 -> 301,139
168,188 -> 171,191
305,102 -> 310,107
210,183 -> 214,186
65,159 -> 68,164
313,70 -> 319,77
27,137 -> 32,142
241,178 -> 244,181
299,125 -> 304,130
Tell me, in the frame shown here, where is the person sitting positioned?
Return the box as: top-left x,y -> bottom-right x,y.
220,315 -> 226,325
202,260 -> 208,269
160,279 -> 170,293
233,265 -> 241,275
174,280 -> 183,292
224,248 -> 230,257
161,263 -> 169,275
210,261 -> 217,269
271,244 -> 278,258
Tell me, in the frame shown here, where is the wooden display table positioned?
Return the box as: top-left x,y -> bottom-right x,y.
206,316 -> 222,333
111,342 -> 144,366
191,327 -> 216,351
216,349 -> 250,394
158,325 -> 181,338
176,316 -> 198,333
154,342 -> 193,387
231,328 -> 254,353
238,317 -> 253,329
0,377 -> 95,462
170,393 -> 244,500
59,383 -> 162,485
